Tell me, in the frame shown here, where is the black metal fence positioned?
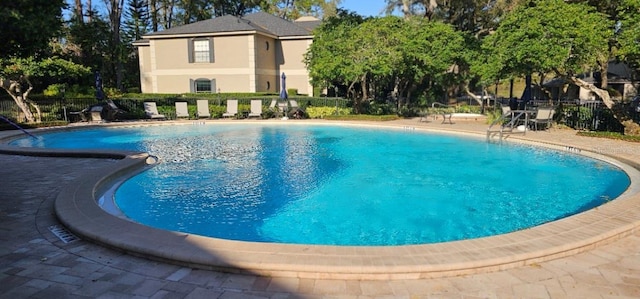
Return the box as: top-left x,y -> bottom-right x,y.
2,96 -> 637,133
495,98 -> 637,133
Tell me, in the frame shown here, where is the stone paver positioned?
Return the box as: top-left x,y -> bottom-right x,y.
0,119 -> 639,298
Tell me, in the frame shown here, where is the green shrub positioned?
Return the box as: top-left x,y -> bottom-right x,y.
577,131 -> 640,142
306,106 -> 351,119
43,84 -> 66,97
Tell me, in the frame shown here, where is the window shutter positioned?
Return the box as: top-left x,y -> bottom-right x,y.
188,39 -> 194,63
209,38 -> 214,63
189,79 -> 194,93
211,79 -> 216,93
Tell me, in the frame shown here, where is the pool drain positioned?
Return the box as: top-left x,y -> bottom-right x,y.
48,225 -> 79,243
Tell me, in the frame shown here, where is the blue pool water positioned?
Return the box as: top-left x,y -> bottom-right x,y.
11,124 -> 630,246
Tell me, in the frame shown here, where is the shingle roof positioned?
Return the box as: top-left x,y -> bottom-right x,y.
295,20 -> 322,32
243,12 -> 313,37
144,12 -> 316,38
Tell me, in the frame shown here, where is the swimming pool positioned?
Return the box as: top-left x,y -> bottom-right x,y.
10,123 -> 631,246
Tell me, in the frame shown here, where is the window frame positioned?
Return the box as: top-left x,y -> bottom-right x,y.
188,38 -> 214,63
190,78 -> 216,93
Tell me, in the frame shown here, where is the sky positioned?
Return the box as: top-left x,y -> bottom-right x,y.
340,0 -> 390,17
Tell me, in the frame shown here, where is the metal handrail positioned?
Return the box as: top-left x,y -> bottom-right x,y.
486,110 -> 530,141
0,115 -> 38,139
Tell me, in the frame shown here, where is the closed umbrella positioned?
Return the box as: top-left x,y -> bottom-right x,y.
279,72 -> 288,100
279,72 -> 289,118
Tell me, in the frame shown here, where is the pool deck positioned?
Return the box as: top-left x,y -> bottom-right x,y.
1,118 -> 640,298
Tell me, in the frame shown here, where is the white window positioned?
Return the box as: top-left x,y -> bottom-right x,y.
193,40 -> 210,63
189,38 -> 213,63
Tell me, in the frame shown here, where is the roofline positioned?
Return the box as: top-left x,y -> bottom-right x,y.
279,35 -> 314,40
143,30 -> 285,40
132,40 -> 149,46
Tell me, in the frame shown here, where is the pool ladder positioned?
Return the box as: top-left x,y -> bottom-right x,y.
486,111 -> 529,142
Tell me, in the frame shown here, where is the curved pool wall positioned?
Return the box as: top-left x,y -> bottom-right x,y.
2,121 -> 640,280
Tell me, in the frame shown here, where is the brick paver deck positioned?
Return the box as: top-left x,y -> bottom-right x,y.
1,119 -> 639,298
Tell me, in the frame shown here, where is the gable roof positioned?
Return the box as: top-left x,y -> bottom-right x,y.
144,12 -> 317,38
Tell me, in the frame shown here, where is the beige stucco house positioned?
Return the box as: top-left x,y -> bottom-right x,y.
134,12 -> 320,96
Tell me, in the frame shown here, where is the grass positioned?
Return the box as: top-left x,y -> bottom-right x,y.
576,131 -> 640,143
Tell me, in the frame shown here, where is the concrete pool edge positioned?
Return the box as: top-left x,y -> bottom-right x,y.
3,121 -> 640,280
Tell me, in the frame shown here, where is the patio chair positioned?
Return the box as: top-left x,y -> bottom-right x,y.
196,100 -> 211,118
143,102 -> 166,120
175,102 -> 189,118
222,99 -> 238,118
248,100 -> 262,118
289,100 -> 305,119
501,105 -> 512,125
529,107 -> 555,131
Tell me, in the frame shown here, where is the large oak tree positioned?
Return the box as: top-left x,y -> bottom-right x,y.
481,0 -> 640,135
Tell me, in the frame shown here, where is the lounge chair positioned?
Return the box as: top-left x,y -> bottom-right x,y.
289,100 -> 299,110
222,99 -> 238,118
248,100 -> 262,118
289,100 -> 305,119
175,102 -> 189,118
143,102 -> 166,120
529,107 -> 555,131
501,105 -> 512,125
196,100 -> 211,118
89,105 -> 103,122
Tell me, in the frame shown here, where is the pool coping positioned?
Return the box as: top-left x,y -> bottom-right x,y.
2,120 -> 640,280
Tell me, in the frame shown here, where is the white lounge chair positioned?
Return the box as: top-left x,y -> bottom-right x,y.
529,107 -> 555,131
143,102 -> 166,120
289,100 -> 305,119
248,100 -> 262,118
196,100 -> 211,118
175,102 -> 189,118
289,100 -> 299,110
222,99 -> 238,118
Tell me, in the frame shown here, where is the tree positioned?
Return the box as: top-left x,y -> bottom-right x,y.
305,10 -> 467,111
123,0 -> 151,42
384,0 -> 438,19
0,58 -> 91,123
176,0 -> 213,24
396,18 -> 467,107
616,0 -> 640,70
482,0 -> 640,135
211,0 -> 262,16
0,0 -> 66,58
149,0 -> 178,30
65,15 -> 111,80
304,10 -> 367,109
259,0 -> 341,20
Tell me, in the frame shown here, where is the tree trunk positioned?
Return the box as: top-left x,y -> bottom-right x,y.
463,84 -> 483,106
150,0 -> 158,31
107,0 -> 125,90
402,0 -> 411,19
74,0 -> 84,22
361,73 -> 368,101
87,0 -> 93,22
599,60 -> 608,89
0,78 -> 37,123
570,76 -> 640,136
